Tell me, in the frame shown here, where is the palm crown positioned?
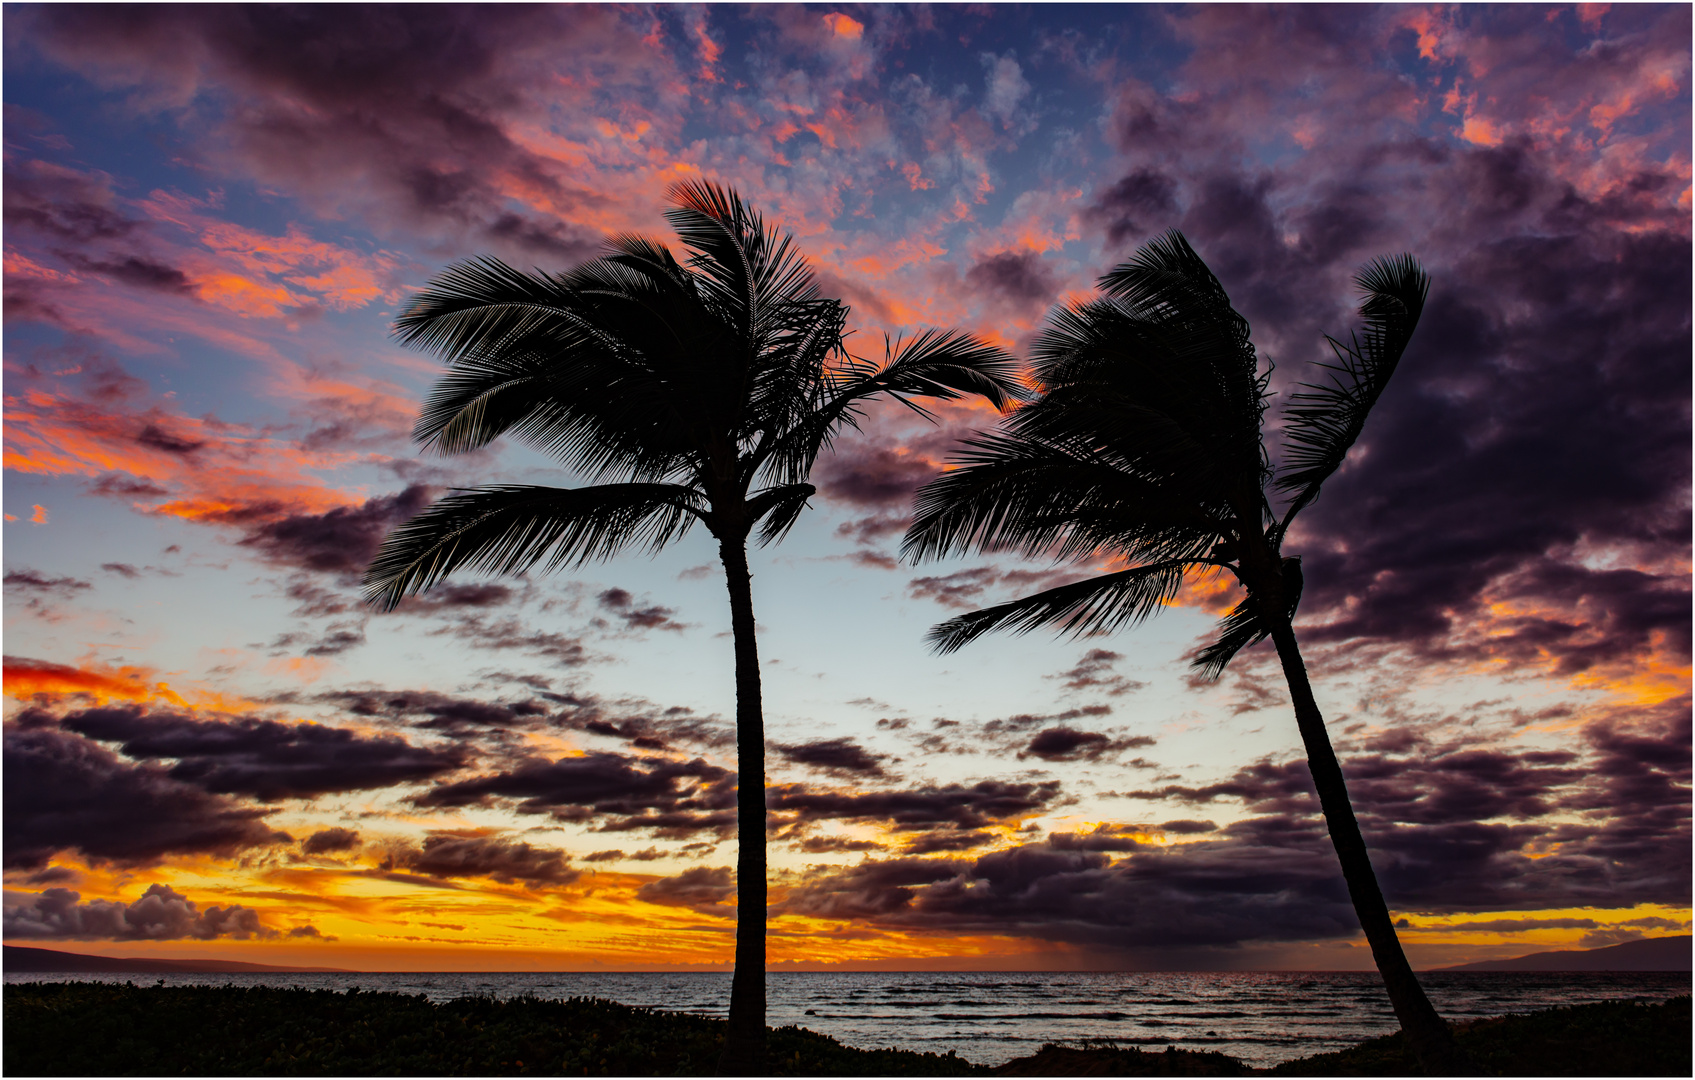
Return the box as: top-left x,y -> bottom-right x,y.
904,230 -> 1427,675
366,180 -> 1022,608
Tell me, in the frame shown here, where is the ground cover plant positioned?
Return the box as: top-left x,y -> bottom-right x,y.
5,983 -> 1687,1076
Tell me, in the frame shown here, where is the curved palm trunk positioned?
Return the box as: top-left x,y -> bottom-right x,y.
717,537 -> 767,1074
1267,619 -> 1472,1075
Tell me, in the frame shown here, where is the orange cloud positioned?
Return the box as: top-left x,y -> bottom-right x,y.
140,190 -> 399,317
5,367 -> 367,529
4,656 -> 188,708
822,13 -> 864,41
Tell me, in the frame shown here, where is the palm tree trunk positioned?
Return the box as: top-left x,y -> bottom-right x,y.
717,537 -> 767,1074
1267,619 -> 1472,1075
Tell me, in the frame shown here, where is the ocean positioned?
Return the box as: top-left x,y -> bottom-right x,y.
6,969 -> 1687,1067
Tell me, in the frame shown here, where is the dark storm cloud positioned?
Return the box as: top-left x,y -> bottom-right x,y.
773,737 -> 889,778
87,475 -> 170,499
782,829 -> 1357,950
902,830 -> 995,855
14,5 -> 632,259
60,252 -> 194,294
52,704 -> 466,801
238,485 -> 432,578
3,723 -> 287,870
414,751 -> 738,839
391,833 -> 580,887
1021,726 -> 1153,763
780,693 -> 1687,947
2,159 -> 197,307
1118,704 -> 1690,913
796,835 -> 885,854
2,158 -> 138,243
323,683 -> 731,751
1075,8 -> 1692,680
1085,168 -> 1179,249
635,866 -> 736,912
767,778 -> 1061,834
301,827 -> 360,855
395,582 -> 517,611
3,883 -> 271,941
327,687 -> 553,736
964,249 -> 1059,305
812,426 -> 967,513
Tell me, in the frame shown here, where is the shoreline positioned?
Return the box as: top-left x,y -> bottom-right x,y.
4,981 -> 1689,1076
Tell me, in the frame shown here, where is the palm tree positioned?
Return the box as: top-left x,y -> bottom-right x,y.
902,232 -> 1471,1073
363,180 -> 1021,1071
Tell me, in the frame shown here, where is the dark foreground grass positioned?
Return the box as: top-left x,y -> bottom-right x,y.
3,982 -> 1688,1077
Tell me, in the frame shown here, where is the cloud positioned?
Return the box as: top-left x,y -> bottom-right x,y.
300,827 -> 360,855
429,613 -> 591,668
636,865 -> 736,913
596,587 -> 686,633
767,778 -> 1061,835
414,751 -> 738,839
4,723 -> 287,869
1021,726 -> 1153,763
964,249 -> 1057,305
1067,7 -> 1693,696
54,703 -> 468,801
5,356 -> 372,530
907,564 -> 1087,610
3,883 -> 272,941
773,737 -> 889,778
13,5 -> 644,260
390,832 -> 580,887
3,570 -> 93,596
327,687 -> 554,736
239,485 -> 432,578
1051,649 -> 1147,697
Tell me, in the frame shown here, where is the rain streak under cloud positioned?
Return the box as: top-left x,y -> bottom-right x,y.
2,4 -> 1689,972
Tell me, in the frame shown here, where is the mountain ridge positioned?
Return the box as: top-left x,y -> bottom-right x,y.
1437,934 -> 1690,972
3,944 -> 356,974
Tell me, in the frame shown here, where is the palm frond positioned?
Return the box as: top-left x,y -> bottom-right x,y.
1190,557 -> 1304,679
363,484 -> 706,612
1274,254 -> 1428,531
753,330 -> 1023,488
746,483 -> 817,547
925,560 -> 1193,655
665,178 -> 820,346
901,431 -> 1223,566
394,257 -> 582,360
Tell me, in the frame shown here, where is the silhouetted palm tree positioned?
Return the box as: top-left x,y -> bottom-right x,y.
902,232 -> 1470,1072
364,181 -> 1021,1071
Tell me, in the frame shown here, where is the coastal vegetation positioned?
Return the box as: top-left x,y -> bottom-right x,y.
5,983 -> 1687,1076
361,181 -> 1022,1070
901,233 -> 1462,1070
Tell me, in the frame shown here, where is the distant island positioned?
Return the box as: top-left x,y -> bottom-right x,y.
1438,935 -> 1691,972
4,945 -> 355,974
7,936 -> 1688,977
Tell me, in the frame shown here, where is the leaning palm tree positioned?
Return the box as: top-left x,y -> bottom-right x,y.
902,232 -> 1470,1072
365,181 -> 1022,1071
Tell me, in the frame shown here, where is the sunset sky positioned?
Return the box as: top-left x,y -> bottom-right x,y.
3,4 -> 1689,973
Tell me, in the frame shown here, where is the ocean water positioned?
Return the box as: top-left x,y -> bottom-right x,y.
7,969 -> 1688,1067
